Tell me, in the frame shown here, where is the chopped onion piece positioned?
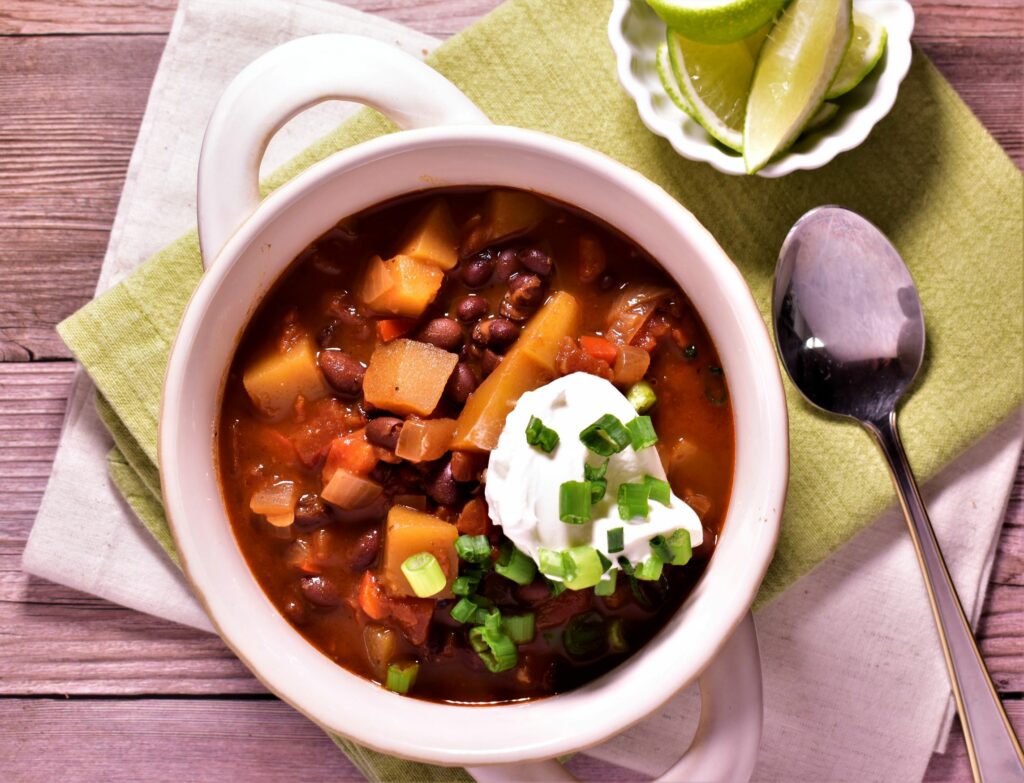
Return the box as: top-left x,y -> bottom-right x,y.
395,418 -> 457,462
605,284 -> 671,346
612,345 -> 651,386
321,468 -> 382,510
249,480 -> 297,516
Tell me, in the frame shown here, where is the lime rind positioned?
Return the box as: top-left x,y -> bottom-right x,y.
656,41 -> 698,120
667,30 -> 756,152
803,101 -> 839,133
743,0 -> 853,173
826,10 -> 887,99
647,0 -> 788,44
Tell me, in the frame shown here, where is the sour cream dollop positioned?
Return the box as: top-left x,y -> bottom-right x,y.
485,372 -> 703,573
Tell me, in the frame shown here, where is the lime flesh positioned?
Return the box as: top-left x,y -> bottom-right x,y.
656,41 -> 698,120
826,10 -> 887,99
647,0 -> 787,44
668,28 -> 764,152
743,0 -> 852,173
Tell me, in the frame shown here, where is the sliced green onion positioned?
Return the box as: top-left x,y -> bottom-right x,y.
607,527 -> 625,553
626,380 -> 658,413
634,555 -> 664,581
607,618 -> 629,652
502,613 -> 536,644
559,481 -> 593,524
384,661 -> 419,694
643,475 -> 671,506
469,624 -> 518,673
597,550 -> 612,573
649,535 -> 674,564
400,552 -> 447,598
538,547 -> 566,579
563,611 -> 608,659
626,415 -> 657,450
684,344 -> 698,359
546,578 -> 566,597
579,414 -> 632,457
452,572 -> 481,597
617,555 -> 634,576
585,457 -> 609,503
617,482 -> 650,521
451,596 -> 490,625
667,528 -> 692,566
589,479 -> 607,504
563,545 -> 604,590
594,569 -> 618,596
495,542 -> 538,586
525,415 -> 559,453
455,534 -> 492,564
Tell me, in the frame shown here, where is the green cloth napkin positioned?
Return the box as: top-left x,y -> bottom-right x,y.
59,0 -> 1022,779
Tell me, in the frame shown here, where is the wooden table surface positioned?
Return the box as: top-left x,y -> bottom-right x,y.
1,1 -> 1020,780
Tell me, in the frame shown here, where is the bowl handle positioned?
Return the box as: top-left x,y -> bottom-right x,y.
467,612 -> 763,783
197,34 -> 490,268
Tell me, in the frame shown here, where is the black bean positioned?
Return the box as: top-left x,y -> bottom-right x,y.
461,251 -> 495,288
500,274 -> 545,321
520,247 -> 552,276
299,575 -> 342,607
446,362 -> 478,404
494,248 -> 520,281
283,598 -> 309,624
417,317 -> 463,351
455,295 -> 489,322
348,527 -> 382,572
366,416 -> 403,450
425,460 -> 460,506
487,318 -> 520,349
598,274 -> 616,291
294,493 -> 332,529
481,349 -> 503,376
318,349 -> 365,399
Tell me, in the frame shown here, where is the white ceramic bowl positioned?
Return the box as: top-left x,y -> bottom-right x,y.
159,35 -> 788,781
608,0 -> 915,177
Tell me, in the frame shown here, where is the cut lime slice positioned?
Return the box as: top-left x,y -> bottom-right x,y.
804,101 -> 839,133
667,29 -> 762,152
656,42 -> 698,120
647,0 -> 787,44
743,0 -> 852,173
826,10 -> 887,99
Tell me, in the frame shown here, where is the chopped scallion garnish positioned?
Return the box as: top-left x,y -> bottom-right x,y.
626,380 -> 658,413
684,344 -> 698,359
594,569 -> 618,596
538,547 -> 566,578
633,555 -> 664,581
451,596 -> 490,625
643,475 -> 671,506
469,624 -> 518,673
597,550 -> 612,573
455,534 -> 492,564
607,618 -> 628,652
667,528 -> 692,566
579,414 -> 632,457
502,613 -> 536,644
560,481 -> 593,524
617,482 -> 650,521
563,545 -> 604,591
546,578 -> 566,597
607,526 -> 625,553
452,572 -> 481,596
400,552 -> 447,598
626,415 -> 657,450
589,480 -> 607,503
495,542 -> 538,586
649,535 -> 674,564
525,415 -> 559,453
585,461 -> 609,503
384,661 -> 420,694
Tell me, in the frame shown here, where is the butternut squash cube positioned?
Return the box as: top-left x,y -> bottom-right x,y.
381,505 -> 459,598
396,200 -> 459,270
486,190 -> 548,244
363,338 -> 459,416
242,334 -> 328,420
395,418 -> 458,462
451,291 -> 580,452
359,254 -> 443,317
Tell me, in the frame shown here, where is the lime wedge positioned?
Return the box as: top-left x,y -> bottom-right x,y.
826,10 -> 887,99
804,101 -> 839,133
743,0 -> 852,173
647,0 -> 787,44
656,42 -> 698,120
667,29 -> 762,152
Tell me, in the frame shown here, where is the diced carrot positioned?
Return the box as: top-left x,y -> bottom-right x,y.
357,571 -> 390,621
456,497 -> 491,536
355,571 -> 434,646
323,429 -> 379,483
579,335 -> 619,365
377,318 -> 417,343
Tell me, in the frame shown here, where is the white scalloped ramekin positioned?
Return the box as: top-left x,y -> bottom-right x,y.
608,0 -> 915,177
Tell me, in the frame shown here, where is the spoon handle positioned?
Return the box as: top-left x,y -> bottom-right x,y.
869,411 -> 1024,783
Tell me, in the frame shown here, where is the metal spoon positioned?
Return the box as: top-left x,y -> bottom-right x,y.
772,206 -> 1024,783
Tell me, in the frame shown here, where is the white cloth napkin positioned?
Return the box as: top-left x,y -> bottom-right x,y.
22,0 -> 1022,780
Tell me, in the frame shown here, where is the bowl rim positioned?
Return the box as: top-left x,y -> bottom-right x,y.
159,123 -> 789,765
607,0 -> 916,178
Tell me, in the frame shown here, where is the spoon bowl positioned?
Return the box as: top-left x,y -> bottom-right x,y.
772,206 -> 1024,783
